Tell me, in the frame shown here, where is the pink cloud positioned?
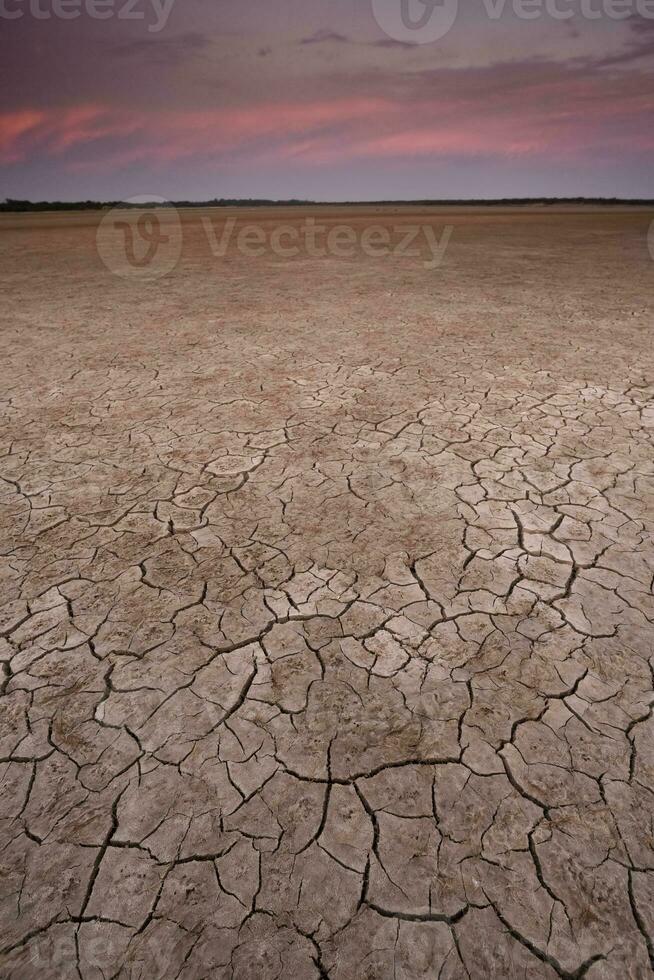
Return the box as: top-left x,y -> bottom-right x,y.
0,98 -> 389,169
1,76 -> 652,176
0,110 -> 47,163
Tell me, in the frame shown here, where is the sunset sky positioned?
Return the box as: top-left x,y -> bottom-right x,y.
1,0 -> 653,200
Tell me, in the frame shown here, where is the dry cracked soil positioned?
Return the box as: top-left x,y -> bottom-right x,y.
1,205 -> 654,979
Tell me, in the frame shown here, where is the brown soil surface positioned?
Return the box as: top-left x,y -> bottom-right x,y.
1,206 -> 654,978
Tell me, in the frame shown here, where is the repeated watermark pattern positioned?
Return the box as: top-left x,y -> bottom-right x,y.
202,216 -> 453,270
27,931 -> 185,975
372,0 -> 654,44
372,0 -> 460,43
96,200 -> 454,279
0,0 -> 175,31
96,197 -> 183,279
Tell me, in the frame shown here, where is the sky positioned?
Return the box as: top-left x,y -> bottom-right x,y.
1,0 -> 653,200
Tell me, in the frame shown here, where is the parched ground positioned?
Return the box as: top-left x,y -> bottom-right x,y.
1,205 -> 654,978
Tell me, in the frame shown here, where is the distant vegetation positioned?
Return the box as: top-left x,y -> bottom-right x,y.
1,197 -> 653,213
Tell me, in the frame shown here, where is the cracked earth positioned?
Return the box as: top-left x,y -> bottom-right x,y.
1,206 -> 654,978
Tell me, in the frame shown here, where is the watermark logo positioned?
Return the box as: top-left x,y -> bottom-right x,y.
202,216 -> 453,270
0,0 -> 175,31
371,0 -> 459,43
372,0 -> 654,45
96,196 -> 183,281
96,205 -> 454,276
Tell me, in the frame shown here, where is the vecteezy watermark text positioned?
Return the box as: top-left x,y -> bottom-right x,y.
96,200 -> 454,280
372,0 -> 654,45
0,0 -> 175,31
202,216 -> 453,270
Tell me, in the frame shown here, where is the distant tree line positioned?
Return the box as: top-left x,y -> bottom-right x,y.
1,197 -> 653,213
0,198 -> 310,212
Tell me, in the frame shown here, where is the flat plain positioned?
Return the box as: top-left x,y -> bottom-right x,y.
1,205 -> 654,978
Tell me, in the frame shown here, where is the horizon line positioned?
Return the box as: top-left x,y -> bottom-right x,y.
3,196 -> 654,214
